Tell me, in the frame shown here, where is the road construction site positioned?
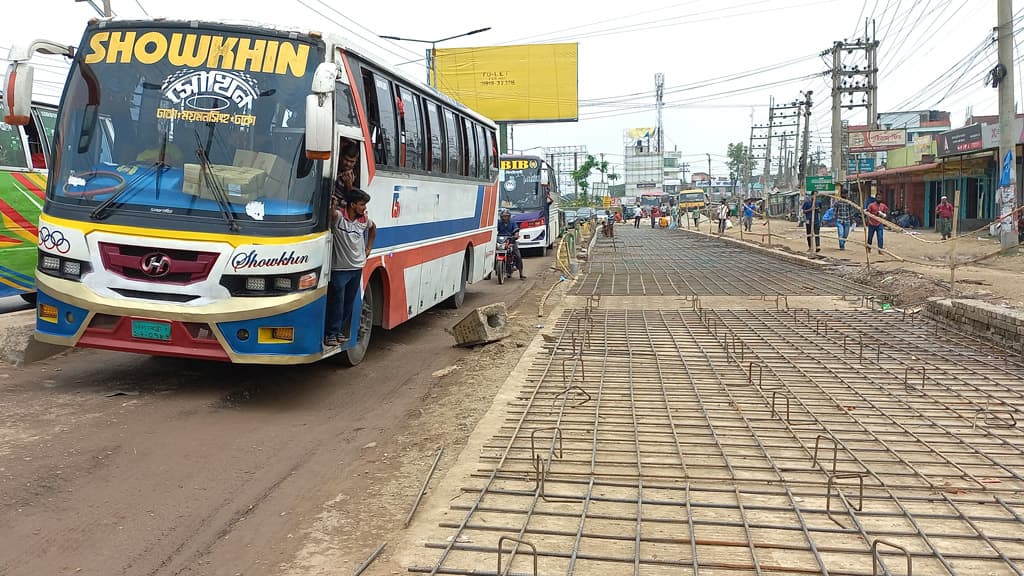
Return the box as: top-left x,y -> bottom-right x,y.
396,224 -> 1024,576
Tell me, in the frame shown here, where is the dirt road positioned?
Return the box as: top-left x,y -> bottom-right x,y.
0,252 -> 559,576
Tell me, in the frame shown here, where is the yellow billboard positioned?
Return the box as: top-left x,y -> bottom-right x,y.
432,43 -> 578,122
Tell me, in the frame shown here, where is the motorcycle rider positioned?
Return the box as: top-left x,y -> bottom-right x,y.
497,209 -> 526,280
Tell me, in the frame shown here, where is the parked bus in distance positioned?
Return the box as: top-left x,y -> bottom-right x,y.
5,21 -> 500,365
0,94 -> 56,304
498,155 -> 558,256
676,189 -> 707,210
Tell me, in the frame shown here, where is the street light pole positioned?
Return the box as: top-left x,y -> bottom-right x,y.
379,27 -> 491,89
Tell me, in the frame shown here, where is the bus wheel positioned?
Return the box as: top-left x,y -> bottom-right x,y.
540,244 -> 548,258
20,292 -> 37,305
339,281 -> 374,367
444,252 -> 469,309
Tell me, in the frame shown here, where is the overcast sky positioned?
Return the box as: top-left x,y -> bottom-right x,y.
2,0 -> 1011,176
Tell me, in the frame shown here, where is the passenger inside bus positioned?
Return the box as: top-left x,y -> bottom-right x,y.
335,139 -> 360,197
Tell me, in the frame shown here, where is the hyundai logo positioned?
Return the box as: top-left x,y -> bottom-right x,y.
141,253 -> 172,277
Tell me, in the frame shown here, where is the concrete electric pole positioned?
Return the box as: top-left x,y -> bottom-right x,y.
997,0 -> 1019,249
828,22 -> 877,183
797,91 -> 813,191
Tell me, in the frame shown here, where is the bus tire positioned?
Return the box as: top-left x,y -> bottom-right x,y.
443,251 -> 469,309
20,292 -> 37,305
339,278 -> 375,367
540,244 -> 548,258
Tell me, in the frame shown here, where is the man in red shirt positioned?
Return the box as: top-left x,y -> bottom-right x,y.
866,196 -> 889,253
935,195 -> 955,240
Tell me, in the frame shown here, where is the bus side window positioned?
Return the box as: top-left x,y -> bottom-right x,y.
334,80 -> 359,127
474,124 -> 487,180
360,69 -> 385,165
462,118 -> 477,179
424,101 -> 444,173
458,115 -> 468,176
442,108 -> 459,176
486,130 -> 498,178
398,86 -> 424,171
372,75 -> 399,167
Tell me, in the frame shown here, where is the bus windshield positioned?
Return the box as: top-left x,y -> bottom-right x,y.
49,25 -> 324,234
679,192 -> 704,202
499,157 -> 545,211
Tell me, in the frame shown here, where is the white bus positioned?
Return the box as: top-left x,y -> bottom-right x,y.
5,19 -> 500,365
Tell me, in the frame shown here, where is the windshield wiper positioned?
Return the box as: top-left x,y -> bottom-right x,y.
90,161 -> 163,220
193,129 -> 240,232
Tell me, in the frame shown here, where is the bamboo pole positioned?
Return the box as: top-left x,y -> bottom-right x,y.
949,188 -> 961,297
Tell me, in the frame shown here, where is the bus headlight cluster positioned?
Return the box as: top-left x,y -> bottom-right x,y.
38,250 -> 90,280
222,269 -> 320,296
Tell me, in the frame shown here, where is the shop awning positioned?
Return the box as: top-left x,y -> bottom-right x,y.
851,162 -> 940,179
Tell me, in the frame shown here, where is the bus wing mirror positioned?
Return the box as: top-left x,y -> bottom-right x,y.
311,62 -> 339,94
305,93 -> 332,160
3,63 -> 35,126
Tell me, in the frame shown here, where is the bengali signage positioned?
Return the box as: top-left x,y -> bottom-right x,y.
848,129 -> 907,152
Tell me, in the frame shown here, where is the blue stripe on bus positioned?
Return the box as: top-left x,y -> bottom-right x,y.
374,185 -> 486,250
0,283 -> 26,298
0,263 -> 34,284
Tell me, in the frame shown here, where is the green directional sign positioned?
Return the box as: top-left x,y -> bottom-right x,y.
805,176 -> 835,192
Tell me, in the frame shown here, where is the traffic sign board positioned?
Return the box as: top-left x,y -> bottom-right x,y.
805,176 -> 835,192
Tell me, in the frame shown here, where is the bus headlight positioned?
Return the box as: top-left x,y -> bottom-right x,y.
37,250 -> 90,280
221,269 -> 320,296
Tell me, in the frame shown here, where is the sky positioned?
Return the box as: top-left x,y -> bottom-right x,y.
1,0 -> 1013,178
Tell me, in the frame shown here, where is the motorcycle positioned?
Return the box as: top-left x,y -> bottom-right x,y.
494,234 -> 516,285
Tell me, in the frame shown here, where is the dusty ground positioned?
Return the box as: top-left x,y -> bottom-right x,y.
0,249 -> 564,576
681,216 -> 1024,306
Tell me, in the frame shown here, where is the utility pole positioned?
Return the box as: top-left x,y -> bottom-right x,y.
655,73 -> 665,154
763,97 -> 775,192
831,41 -> 843,183
797,91 -> 813,190
827,21 -> 878,183
997,0 -> 1018,248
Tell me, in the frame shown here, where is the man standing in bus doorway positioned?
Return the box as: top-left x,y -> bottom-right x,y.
326,189 -> 377,348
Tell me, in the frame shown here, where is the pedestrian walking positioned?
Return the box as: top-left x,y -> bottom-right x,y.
717,201 -> 729,235
833,187 -> 856,250
936,195 -> 955,240
634,208 -> 642,228
741,199 -> 755,232
801,192 -> 822,252
866,195 -> 889,253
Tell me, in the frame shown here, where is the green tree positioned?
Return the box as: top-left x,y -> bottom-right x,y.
726,142 -> 756,181
571,154 -> 604,206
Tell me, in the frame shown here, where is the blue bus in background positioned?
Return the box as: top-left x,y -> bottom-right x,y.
498,155 -> 559,256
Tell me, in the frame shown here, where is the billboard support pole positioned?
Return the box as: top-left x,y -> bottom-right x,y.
498,123 -> 508,154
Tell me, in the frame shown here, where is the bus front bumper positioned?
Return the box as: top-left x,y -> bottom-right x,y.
33,274 -> 330,364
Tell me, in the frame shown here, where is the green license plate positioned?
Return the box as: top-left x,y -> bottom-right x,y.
131,320 -> 172,341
